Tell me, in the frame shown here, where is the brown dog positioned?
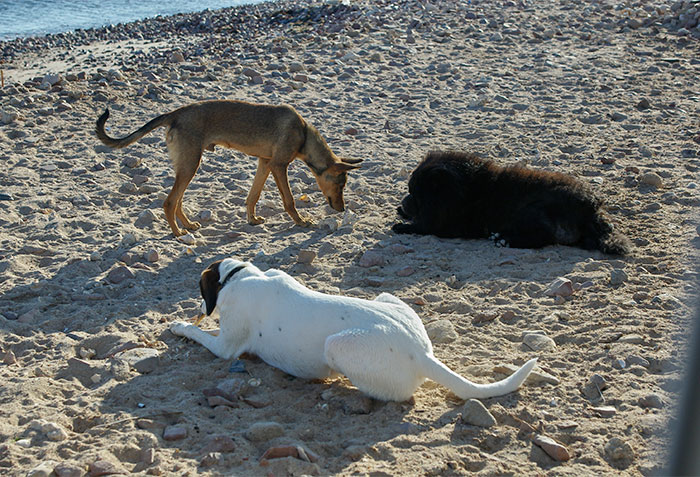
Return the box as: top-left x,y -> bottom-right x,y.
95,100 -> 362,236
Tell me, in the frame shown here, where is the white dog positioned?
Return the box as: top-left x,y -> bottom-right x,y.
170,258 -> 537,402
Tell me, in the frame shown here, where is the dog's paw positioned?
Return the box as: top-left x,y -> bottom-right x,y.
248,215 -> 265,226
185,221 -> 201,231
296,216 -> 315,227
170,321 -> 190,336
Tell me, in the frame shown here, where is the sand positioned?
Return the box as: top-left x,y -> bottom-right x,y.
1,0 -> 699,475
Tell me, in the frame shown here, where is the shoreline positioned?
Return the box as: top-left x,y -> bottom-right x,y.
1,0 -> 699,475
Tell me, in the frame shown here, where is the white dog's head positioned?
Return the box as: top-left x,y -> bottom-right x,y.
197,258 -> 249,322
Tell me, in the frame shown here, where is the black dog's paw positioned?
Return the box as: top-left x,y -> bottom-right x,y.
489,232 -> 509,248
392,223 -> 416,234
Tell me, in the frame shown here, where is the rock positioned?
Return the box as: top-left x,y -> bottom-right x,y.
54,463 -> 83,477
639,393 -> 664,409
523,332 -> 556,352
124,156 -> 141,168
199,209 -> 213,222
1,109 -> 18,124
636,98 -> 651,110
114,348 -> 160,374
143,249 -> 159,263
318,217 -> 339,232
170,51 -> 185,63
242,67 -> 262,78
610,269 -> 628,286
544,277 -> 574,297
461,399 -> 496,427
396,266 -> 415,277
639,172 -> 663,187
288,62 -> 304,73
425,319 -> 458,343
43,422 -> 68,441
627,355 -> 650,368
533,434 -> 570,461
604,437 -> 635,468
178,233 -> 196,245
297,249 -> 316,264
591,406 -> 617,417
200,452 -> 221,467
200,435 -> 236,454
358,250 -> 385,268
163,425 -> 187,441
27,461 -> 57,477
3,350 -> 17,364
107,265 -> 135,284
88,459 -> 126,476
134,209 -> 158,228
619,334 -> 644,344
582,373 -> 607,400
245,421 -> 284,442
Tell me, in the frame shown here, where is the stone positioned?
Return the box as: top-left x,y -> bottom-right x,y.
245,421 -> 285,442
610,269 -> 628,286
88,460 -> 126,476
178,233 -> 196,245
358,250 -> 385,268
143,249 -> 159,263
639,393 -> 664,409
533,434 -> 570,461
461,399 -> 496,427
639,172 -> 663,187
27,461 -> 56,477
134,209 -> 157,228
114,348 -> 160,374
627,355 -> 650,367
242,67 -> 262,78
523,332 -> 556,351
396,266 -> 415,277
200,452 -> 221,467
107,266 -> 135,284
544,277 -> 574,297
3,350 -> 17,365
170,51 -> 185,63
43,422 -> 68,441
54,463 -> 83,477
591,406 -> 617,417
200,435 -> 236,454
636,98 -> 651,110
163,425 -> 187,441
582,373 -> 607,400
297,249 -> 316,264
425,319 -> 458,343
604,437 -> 635,468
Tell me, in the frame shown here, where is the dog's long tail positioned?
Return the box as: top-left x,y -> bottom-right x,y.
421,355 -> 537,399
95,108 -> 172,149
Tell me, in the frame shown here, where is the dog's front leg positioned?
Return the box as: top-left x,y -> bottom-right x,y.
170,321 -> 237,360
270,164 -> 313,227
246,158 -> 271,225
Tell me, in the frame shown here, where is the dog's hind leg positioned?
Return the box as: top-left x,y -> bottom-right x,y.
170,321 -> 235,359
246,158 -> 271,225
165,136 -> 203,236
324,328 -> 424,401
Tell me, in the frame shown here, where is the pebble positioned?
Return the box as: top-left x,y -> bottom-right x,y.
591,405 -> 617,417
609,269 -> 628,286
544,277 -> 574,297
639,393 -> 664,409
3,350 -> 17,365
604,437 -> 635,467
114,348 -> 160,373
396,266 -> 415,277
532,434 -> 570,461
143,249 -> 159,263
163,425 -> 187,441
178,233 -> 196,245
522,332 -> 556,352
200,435 -> 236,454
107,265 -> 135,284
134,209 -> 158,227
54,463 -> 83,477
27,461 -> 56,477
88,460 -> 126,476
639,172 -> 663,187
297,249 -> 316,264
425,319 -> 458,344
582,373 -> 607,400
461,399 -> 496,427
245,421 -> 285,442
358,250 -> 385,267
627,355 -> 650,368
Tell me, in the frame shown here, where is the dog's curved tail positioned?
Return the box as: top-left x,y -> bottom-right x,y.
95,108 -> 172,149
421,355 -> 537,399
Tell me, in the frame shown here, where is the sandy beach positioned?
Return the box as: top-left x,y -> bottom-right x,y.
1,0 -> 699,475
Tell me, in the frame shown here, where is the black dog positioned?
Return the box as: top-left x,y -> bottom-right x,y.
393,151 -> 631,255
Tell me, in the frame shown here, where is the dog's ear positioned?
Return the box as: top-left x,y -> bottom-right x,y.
341,157 -> 363,165
199,260 -> 223,316
329,161 -> 361,173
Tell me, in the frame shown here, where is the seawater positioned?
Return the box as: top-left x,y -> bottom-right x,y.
0,0 -> 264,41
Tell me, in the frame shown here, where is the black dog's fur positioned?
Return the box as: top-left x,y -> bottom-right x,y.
393,151 -> 631,255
